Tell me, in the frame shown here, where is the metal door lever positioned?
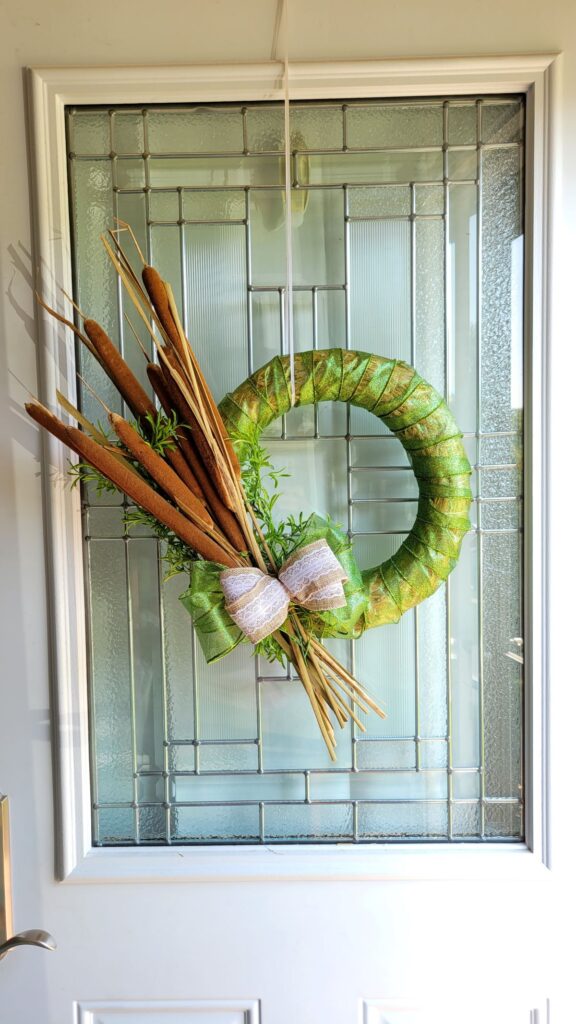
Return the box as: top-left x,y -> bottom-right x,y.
0,797 -> 56,963
0,929 -> 56,961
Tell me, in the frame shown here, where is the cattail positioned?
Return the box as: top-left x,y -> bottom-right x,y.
26,401 -> 238,568
109,413 -> 214,529
160,352 -> 236,509
148,363 -> 247,552
84,319 -> 155,423
142,266 -> 184,356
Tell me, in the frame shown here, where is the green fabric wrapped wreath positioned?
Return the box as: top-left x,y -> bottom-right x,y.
218,349 -> 472,635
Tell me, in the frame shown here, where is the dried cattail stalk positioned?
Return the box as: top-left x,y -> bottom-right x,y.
148,363 -> 247,552
159,350 -> 236,509
26,401 -> 238,568
142,266 -> 184,356
84,319 -> 156,423
109,413 -> 214,529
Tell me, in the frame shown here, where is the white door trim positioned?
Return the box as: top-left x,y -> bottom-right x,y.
27,54 -> 558,882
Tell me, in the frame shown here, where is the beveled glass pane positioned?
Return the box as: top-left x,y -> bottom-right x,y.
307,149 -> 443,185
448,103 -> 477,146
481,101 -> 524,144
111,111 -> 144,155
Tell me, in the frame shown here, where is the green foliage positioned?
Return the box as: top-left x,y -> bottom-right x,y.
69,409 -> 198,580
239,433 -> 312,566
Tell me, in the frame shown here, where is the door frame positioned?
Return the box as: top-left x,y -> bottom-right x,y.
27,54 -> 557,882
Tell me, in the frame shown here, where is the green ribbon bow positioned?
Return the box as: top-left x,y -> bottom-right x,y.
180,513 -> 367,664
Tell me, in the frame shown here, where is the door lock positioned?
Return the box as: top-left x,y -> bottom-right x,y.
0,796 -> 56,962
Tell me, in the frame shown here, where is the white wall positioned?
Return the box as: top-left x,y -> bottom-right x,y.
1,0 -> 574,1018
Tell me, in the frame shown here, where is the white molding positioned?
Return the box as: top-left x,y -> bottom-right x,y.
361,997 -> 547,1024
66,842 -> 549,884
27,55 -> 556,883
76,999 -> 260,1023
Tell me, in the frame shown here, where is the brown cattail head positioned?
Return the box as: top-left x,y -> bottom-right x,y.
142,266 -> 184,356
109,413 -> 213,529
84,318 -> 155,423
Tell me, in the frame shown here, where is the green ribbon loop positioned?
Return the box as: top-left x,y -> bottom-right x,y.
179,513 -> 367,664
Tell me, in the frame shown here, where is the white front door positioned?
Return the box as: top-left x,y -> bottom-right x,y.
0,58 -> 555,1024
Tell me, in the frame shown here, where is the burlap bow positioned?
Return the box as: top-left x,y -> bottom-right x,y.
220,539 -> 348,643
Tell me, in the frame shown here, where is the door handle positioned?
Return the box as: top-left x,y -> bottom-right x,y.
0,929 -> 56,961
0,796 -> 56,962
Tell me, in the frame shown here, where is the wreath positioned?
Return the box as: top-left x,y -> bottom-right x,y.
28,229 -> 471,758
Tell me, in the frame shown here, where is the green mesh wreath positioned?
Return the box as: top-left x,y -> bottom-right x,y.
219,349 -> 472,634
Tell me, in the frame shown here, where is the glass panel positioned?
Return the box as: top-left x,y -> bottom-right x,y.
68,96 -> 524,845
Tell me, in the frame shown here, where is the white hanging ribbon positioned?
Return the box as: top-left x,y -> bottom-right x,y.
280,1 -> 296,405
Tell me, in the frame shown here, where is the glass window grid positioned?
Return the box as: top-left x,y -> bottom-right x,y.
67,98 -> 525,846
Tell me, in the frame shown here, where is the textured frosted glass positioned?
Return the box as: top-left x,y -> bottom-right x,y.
147,108 -> 244,153
127,541 -> 164,774
68,98 -> 524,845
346,104 -> 444,148
482,533 -> 523,799
417,588 -> 448,738
184,224 -> 248,403
264,803 -> 353,840
173,805 -> 260,841
246,104 -> 343,152
86,506 -> 125,538
448,183 -> 478,432
198,744 -> 259,772
149,225 -> 183,317
451,802 -> 481,837
70,110 -> 110,154
182,189 -> 245,222
449,533 -> 480,769
96,808 -> 134,844
197,643 -> 257,741
162,573 -> 195,745
355,740 -> 416,770
484,802 -> 522,837
415,217 -> 445,395
348,185 -> 411,217
481,146 -> 523,432
414,183 -> 444,214
111,112 -> 144,154
349,220 -> 411,435
88,540 -> 133,804
359,802 -> 448,838
448,104 -> 477,146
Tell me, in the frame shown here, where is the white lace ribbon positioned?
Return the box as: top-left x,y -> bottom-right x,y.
220,539 -> 348,644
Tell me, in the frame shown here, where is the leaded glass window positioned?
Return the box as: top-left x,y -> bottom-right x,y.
67,97 -> 524,844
